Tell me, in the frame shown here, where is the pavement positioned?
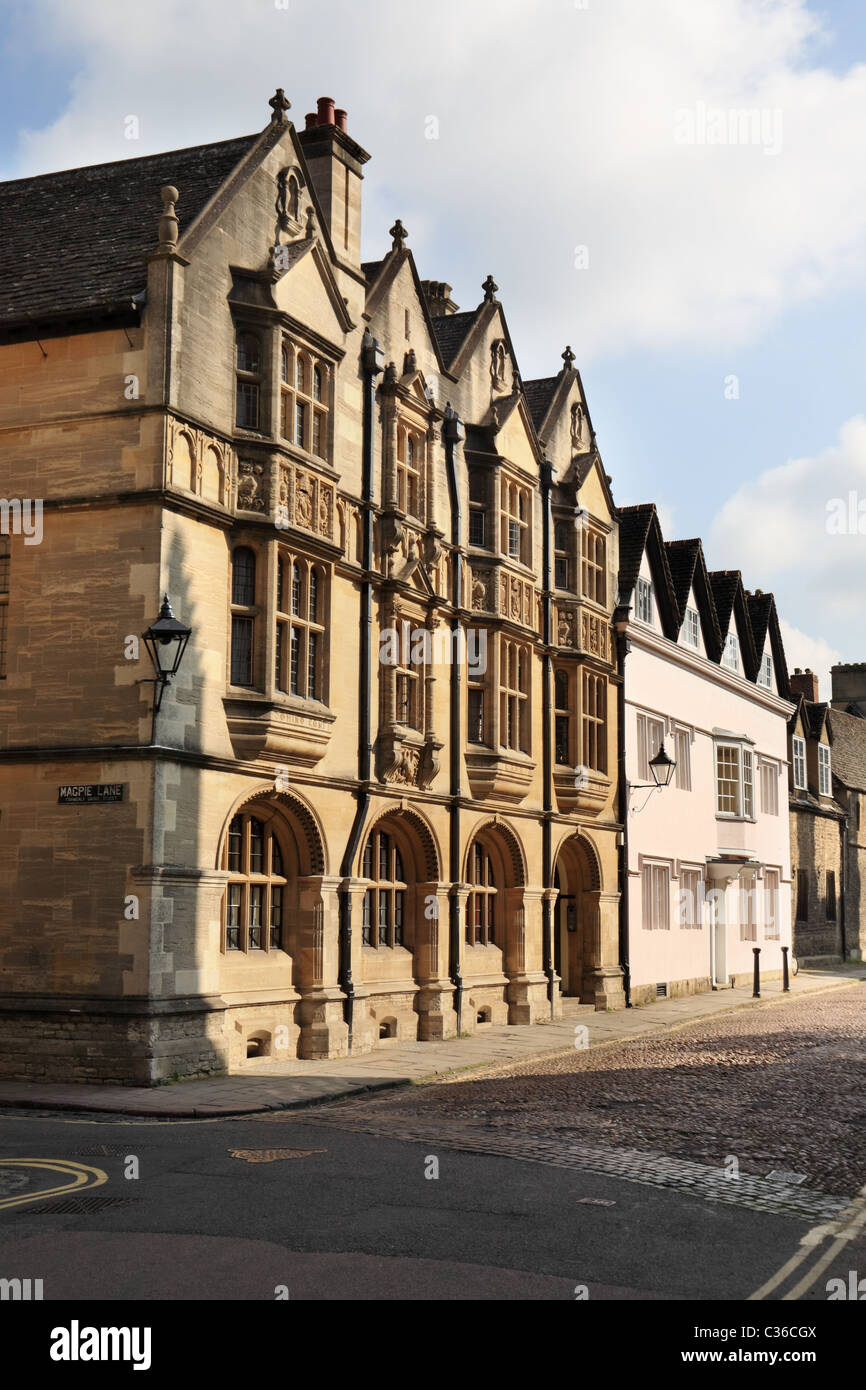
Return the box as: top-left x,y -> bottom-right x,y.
0,963 -> 863,1118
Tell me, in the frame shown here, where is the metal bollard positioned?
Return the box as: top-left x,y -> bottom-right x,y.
781,945 -> 790,992
752,946 -> 761,998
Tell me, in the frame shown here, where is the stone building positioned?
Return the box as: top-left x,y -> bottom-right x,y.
787,669 -> 845,962
828,664 -> 866,960
0,92 -> 623,1083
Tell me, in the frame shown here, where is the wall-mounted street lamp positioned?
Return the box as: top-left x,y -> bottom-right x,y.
630,742 -> 677,794
142,595 -> 191,716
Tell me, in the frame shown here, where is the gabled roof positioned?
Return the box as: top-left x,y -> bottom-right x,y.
828,708 -> 866,792
0,134 -> 259,333
709,570 -> 760,682
616,503 -> 680,639
522,376 -> 559,431
665,538 -> 723,660
430,309 -> 482,368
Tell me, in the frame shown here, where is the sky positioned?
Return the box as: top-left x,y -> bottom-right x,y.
1,0 -> 864,696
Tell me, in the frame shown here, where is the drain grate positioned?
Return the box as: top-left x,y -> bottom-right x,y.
27,1194 -> 137,1215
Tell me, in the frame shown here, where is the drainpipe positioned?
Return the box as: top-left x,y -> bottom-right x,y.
443,404 -> 465,1034
540,459 -> 555,1014
615,623 -> 632,1006
839,807 -> 848,961
339,330 -> 384,1052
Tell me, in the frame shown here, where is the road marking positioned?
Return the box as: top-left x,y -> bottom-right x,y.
749,1180 -> 866,1301
0,1158 -> 108,1212
228,1148 -> 325,1163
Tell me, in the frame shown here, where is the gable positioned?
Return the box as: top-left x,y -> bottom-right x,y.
496,397 -> 540,478
272,244 -> 350,342
577,455 -> 612,527
366,256 -> 443,389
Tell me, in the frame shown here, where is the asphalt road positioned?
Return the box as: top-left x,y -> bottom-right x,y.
2,1108 -> 863,1302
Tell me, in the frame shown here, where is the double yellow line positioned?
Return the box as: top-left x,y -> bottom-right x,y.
0,1158 -> 107,1212
750,1180 -> 866,1301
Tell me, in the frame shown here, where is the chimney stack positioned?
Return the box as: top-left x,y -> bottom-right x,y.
831,662 -> 866,710
298,96 -> 369,268
421,280 -> 460,317
790,668 -> 820,703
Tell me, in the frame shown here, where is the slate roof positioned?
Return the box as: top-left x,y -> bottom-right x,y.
522,376 -> 559,431
0,134 -> 259,331
430,310 -> 479,367
746,591 -> 773,659
664,538 -> 700,621
708,571 -> 740,639
828,708 -> 866,791
616,504 -> 656,606
361,258 -> 386,283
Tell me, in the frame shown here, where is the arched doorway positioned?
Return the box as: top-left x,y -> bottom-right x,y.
553,834 -> 602,999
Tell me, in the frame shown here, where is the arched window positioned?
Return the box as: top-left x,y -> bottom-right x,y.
280,339 -> 329,459
362,827 -> 406,948
500,638 -> 529,752
396,423 -> 421,516
0,535 -> 8,680
230,547 -> 257,687
582,670 -> 607,773
467,840 -> 497,945
275,552 -> 326,700
222,810 -> 287,951
235,330 -> 262,430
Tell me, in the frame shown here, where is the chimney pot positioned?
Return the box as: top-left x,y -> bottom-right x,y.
305,112 -> 318,129
317,96 -> 336,125
790,669 -> 820,703
335,108 -> 348,131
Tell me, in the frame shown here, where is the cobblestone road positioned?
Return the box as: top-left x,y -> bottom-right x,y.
270,984 -> 866,1212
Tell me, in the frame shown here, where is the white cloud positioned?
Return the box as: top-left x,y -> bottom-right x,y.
709,414 -> 866,670
778,620 -> 841,702
5,0 -> 866,373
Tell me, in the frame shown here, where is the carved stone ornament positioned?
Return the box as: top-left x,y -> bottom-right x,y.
237,460 -> 266,513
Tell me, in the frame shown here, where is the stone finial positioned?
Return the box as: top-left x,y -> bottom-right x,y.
269,88 -> 292,126
383,361 -> 398,388
390,219 -> 408,251
158,185 -> 179,249
403,348 -> 417,375
562,345 -> 576,369
482,274 -> 499,302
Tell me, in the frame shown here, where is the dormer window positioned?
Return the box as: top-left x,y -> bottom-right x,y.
280,339 -> 330,460
759,653 -> 773,688
580,526 -> 606,605
236,331 -> 262,431
683,607 -> 700,647
723,632 -> 740,672
396,424 -> 423,517
635,577 -> 653,625
792,735 -> 807,791
818,744 -> 832,797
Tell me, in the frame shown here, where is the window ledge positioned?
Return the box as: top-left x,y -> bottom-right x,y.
465,747 -> 535,803
223,693 -> 335,765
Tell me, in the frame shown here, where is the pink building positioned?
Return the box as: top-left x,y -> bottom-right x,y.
616,506 -> 795,1003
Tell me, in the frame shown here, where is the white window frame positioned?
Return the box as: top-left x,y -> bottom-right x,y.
723,631 -> 740,672
683,607 -> 700,647
763,869 -> 780,939
715,739 -> 755,819
641,860 -> 671,931
673,725 -> 692,791
759,759 -> 779,816
818,744 -> 832,797
636,711 -> 664,781
635,577 -> 654,626
678,867 -> 704,929
792,736 -> 807,791
759,652 -> 773,688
